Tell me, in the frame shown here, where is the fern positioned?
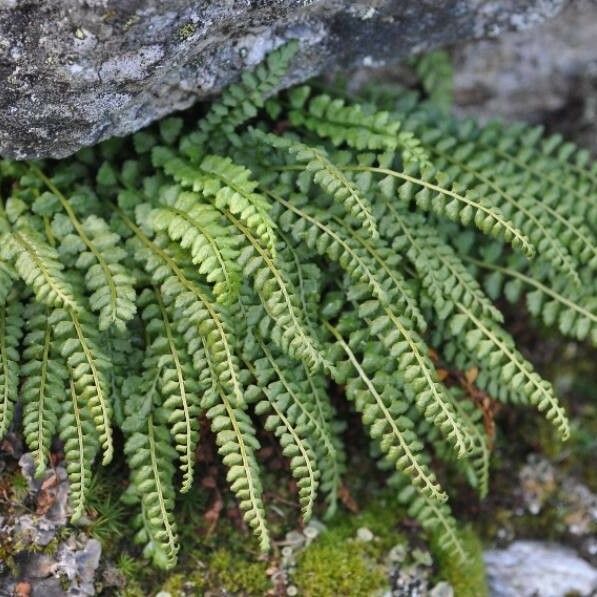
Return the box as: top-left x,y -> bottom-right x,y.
0,295 -> 23,438
122,374 -> 180,568
21,301 -> 66,476
60,376 -> 99,521
0,45 -> 594,569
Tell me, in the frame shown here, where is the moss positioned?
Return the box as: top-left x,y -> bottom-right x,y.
433,527 -> 488,597
293,537 -> 387,597
205,549 -> 269,595
178,23 -> 197,41
291,495 -> 404,597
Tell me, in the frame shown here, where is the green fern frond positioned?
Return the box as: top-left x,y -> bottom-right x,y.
32,166 -> 137,329
125,413 -> 180,568
60,377 -> 98,521
50,307 -> 114,464
181,40 -> 299,154
289,88 -> 431,167
158,151 -> 278,257
394,476 -> 467,564
252,365 -> 320,520
253,130 -> 378,238
203,386 -> 270,550
140,287 -> 201,492
0,296 -> 23,438
21,301 -> 66,476
325,319 -> 446,501
3,227 -> 80,310
448,308 -> 569,439
150,192 -> 242,304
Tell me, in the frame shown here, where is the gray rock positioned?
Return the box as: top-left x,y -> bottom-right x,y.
430,581 -> 454,597
0,454 -> 101,596
485,540 -> 597,597
453,0 -> 597,152
0,0 -> 569,159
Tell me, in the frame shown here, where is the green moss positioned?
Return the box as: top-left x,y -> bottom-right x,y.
291,495 -> 405,597
293,538 -> 387,597
178,22 -> 197,40
433,527 -> 488,597
205,549 -> 269,595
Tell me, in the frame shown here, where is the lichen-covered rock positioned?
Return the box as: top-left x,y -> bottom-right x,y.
485,541 -> 597,597
452,0 -> 597,153
0,0 -> 568,159
0,454 -> 102,596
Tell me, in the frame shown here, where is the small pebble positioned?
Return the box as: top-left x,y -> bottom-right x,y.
388,543 -> 407,563
281,546 -> 294,558
430,581 -> 454,597
412,548 -> 433,567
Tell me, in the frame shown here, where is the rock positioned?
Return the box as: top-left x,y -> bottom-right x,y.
484,540 -> 597,597
389,565 -> 429,597
0,454 -> 102,596
356,527 -> 374,542
430,581 -> 454,597
1,536 -> 101,597
518,455 -> 557,515
0,0 -> 569,160
452,0 -> 597,153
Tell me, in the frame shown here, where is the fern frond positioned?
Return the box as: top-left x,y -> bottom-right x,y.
289,89 -> 430,167
355,162 -> 535,257
253,130 -> 378,238
325,319 -> 446,501
203,386 -> 269,550
181,40 -> 299,153
411,50 -> 453,113
229,210 -> 327,372
355,295 -> 474,457
50,307 -> 113,464
60,377 -> 98,521
150,191 -> 242,304
252,368 -> 320,521
378,202 -> 502,323
124,411 -> 180,569
2,227 -> 80,310
470,255 -> 597,345
450,307 -> 569,439
394,476 -> 467,564
0,296 -> 23,438
158,151 -> 278,257
120,208 -> 246,407
273,192 -> 388,304
21,301 -> 66,476
140,287 -> 201,492
33,166 -> 137,329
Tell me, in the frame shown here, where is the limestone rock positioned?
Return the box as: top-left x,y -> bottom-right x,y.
0,0 -> 568,159
485,541 -> 597,597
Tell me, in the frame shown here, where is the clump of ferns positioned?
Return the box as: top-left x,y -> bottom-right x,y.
0,43 -> 595,568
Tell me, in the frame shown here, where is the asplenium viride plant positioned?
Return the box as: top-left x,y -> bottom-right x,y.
0,42 -> 595,567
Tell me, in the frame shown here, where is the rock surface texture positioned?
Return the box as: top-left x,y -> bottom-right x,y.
452,0 -> 597,153
0,0 -> 569,159
485,541 -> 597,597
